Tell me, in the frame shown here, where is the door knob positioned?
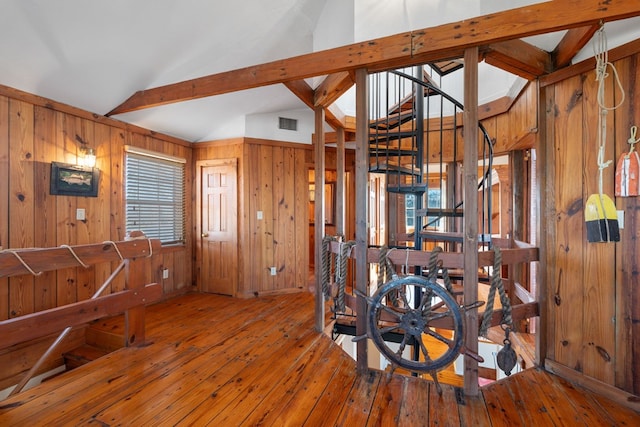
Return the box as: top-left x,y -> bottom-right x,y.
201,233 -> 209,237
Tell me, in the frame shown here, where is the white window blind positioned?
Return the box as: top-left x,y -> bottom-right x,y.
125,146 -> 185,245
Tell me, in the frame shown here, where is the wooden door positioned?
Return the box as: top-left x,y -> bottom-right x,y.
198,159 -> 237,295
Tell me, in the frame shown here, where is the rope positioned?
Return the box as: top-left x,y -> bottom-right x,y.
102,240 -> 125,260
479,246 -> 512,337
60,244 -> 90,268
335,240 -> 356,312
426,246 -> 453,294
321,235 -> 338,300
593,24 -> 624,238
4,250 -> 43,276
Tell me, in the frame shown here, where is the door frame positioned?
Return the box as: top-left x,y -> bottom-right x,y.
196,158 -> 238,295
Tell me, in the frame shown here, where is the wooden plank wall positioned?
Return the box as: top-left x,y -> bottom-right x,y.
194,138 -> 310,298
0,86 -> 195,324
542,50 -> 640,394
194,139 -> 356,298
425,82 -> 538,163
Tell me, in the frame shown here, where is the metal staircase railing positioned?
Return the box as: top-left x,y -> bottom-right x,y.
368,65 -> 495,249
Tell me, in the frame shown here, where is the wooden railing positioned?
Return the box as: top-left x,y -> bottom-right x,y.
0,236 -> 163,396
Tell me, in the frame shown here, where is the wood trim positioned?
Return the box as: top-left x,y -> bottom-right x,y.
544,359 -> 640,413
107,1 -> 640,114
0,283 -> 162,349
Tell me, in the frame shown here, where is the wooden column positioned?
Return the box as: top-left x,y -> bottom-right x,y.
314,107 -> 326,333
463,47 -> 480,396
124,256 -> 149,346
536,82 -> 553,367
336,126 -> 346,236
355,68 -> 369,373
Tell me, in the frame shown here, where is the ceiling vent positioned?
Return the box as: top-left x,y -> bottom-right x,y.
279,117 -> 298,131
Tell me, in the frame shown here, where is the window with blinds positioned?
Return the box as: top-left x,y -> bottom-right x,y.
124,147 -> 185,245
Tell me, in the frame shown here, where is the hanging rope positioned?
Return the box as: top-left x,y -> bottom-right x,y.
479,246 -> 512,337
335,240 -> 356,312
321,235 -> 339,300
593,24 -> 625,238
426,246 -> 454,294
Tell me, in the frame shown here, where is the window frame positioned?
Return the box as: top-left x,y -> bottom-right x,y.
124,145 -> 186,246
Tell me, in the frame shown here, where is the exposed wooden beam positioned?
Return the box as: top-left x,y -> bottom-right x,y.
314,71 -> 355,108
483,39 -> 552,80
540,36 -> 640,87
285,77 -> 347,132
283,79 -> 314,108
107,0 -> 640,115
553,24 -> 600,68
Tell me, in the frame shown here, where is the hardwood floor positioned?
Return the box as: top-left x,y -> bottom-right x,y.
0,292 -> 638,426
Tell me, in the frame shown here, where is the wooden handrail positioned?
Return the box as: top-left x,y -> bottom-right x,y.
324,240 -> 539,269
0,238 -> 159,278
0,236 -> 163,397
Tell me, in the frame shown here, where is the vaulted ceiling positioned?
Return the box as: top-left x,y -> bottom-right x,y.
1,1 -> 639,143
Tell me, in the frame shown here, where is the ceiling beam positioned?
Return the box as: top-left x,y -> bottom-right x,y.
107,0 -> 640,115
314,71 -> 355,108
483,39 -> 552,80
552,24 -> 600,68
283,78 -> 345,130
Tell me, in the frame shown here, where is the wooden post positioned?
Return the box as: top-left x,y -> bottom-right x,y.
536,82 -> 553,367
314,106 -> 326,333
463,47 -> 480,396
336,127 -> 346,236
355,68 -> 369,373
124,256 -> 148,346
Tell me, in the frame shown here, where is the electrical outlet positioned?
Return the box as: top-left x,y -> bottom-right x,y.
76,208 -> 86,221
270,266 -> 276,276
162,268 -> 169,279
257,211 -> 263,220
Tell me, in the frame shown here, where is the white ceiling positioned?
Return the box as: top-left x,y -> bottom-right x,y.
1,0 -> 639,143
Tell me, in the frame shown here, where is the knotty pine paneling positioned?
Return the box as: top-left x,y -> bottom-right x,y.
0,87 -> 194,322
612,55 -> 640,395
552,74 -> 585,374
544,50 -> 640,394
193,139 -> 311,297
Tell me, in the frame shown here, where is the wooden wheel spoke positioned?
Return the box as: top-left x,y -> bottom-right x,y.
380,304 -> 404,320
377,324 -> 401,335
398,286 -> 411,308
424,309 -> 453,323
396,334 -> 409,357
425,328 -> 455,347
417,335 -> 434,362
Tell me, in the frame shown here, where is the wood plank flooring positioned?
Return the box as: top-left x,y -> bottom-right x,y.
0,292 -> 638,426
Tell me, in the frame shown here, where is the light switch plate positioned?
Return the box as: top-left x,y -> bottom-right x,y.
76,208 -> 86,221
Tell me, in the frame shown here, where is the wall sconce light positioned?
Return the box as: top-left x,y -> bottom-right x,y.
76,135 -> 96,168
80,146 -> 97,168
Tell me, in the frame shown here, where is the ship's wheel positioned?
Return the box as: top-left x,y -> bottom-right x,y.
366,275 -> 466,373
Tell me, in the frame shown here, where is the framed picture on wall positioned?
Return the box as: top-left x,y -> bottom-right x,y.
50,162 -> 100,197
